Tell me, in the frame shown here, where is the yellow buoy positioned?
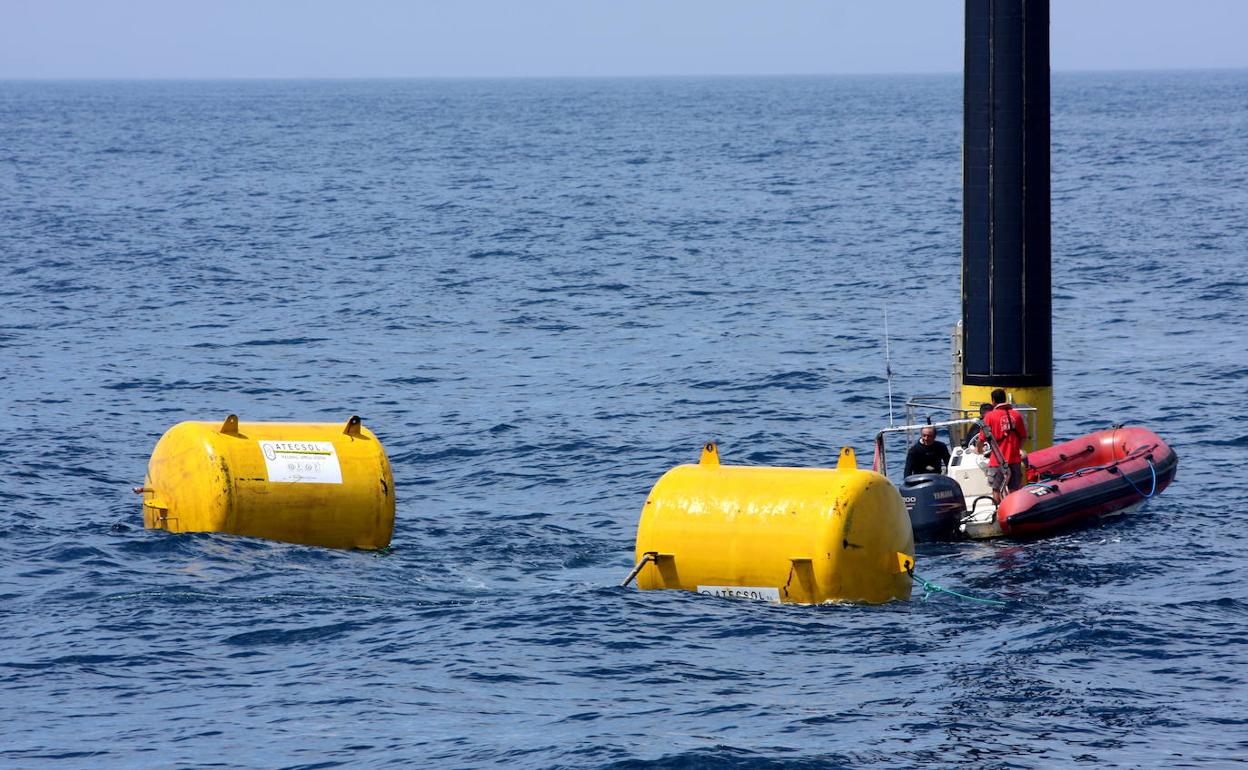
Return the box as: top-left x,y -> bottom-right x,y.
138,414 -> 394,550
630,443 -> 914,604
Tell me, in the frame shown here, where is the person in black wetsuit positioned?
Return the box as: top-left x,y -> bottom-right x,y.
905,425 -> 951,477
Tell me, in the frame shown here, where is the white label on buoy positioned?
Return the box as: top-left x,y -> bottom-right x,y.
259,441 -> 343,484
697,585 -> 781,603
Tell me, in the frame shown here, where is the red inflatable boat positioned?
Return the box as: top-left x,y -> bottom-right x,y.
996,426 -> 1178,537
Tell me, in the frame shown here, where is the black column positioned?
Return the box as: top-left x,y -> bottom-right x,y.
962,0 -> 1051,388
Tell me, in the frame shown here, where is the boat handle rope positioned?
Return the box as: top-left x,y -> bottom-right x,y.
1035,452 -> 1158,498
1033,442 -> 1157,478
907,565 -> 1007,606
1041,445 -> 1151,482
1031,443 -> 1095,472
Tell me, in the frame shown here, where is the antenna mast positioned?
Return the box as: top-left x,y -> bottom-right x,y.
884,308 -> 895,427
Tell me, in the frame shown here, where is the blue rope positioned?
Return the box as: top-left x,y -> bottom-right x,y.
909,570 -> 1007,606
1121,459 -> 1158,499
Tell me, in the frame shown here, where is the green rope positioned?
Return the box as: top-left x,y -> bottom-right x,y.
909,568 -> 1007,606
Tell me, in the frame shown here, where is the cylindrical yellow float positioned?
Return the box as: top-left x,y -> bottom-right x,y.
631,443 -> 914,604
138,414 -> 394,550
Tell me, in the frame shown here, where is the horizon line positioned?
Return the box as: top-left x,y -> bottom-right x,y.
3,65 -> 1247,83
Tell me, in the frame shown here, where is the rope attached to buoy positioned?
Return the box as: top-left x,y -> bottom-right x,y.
907,566 -> 1007,606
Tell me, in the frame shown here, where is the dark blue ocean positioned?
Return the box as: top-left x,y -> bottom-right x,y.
2,73 -> 1246,769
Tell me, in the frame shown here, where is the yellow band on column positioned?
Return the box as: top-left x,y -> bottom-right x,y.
961,384 -> 1053,451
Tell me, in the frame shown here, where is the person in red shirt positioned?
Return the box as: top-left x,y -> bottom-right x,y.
980,388 -> 1029,503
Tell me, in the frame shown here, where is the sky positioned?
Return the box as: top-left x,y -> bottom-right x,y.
2,0 -> 1247,79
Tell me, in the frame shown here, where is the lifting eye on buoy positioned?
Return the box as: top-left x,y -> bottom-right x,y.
343,415 -> 363,438
837,446 -> 857,470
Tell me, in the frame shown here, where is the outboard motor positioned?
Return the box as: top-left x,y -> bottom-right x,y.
900,474 -> 967,542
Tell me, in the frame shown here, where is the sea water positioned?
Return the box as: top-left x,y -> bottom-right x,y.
1,73 -> 1246,768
